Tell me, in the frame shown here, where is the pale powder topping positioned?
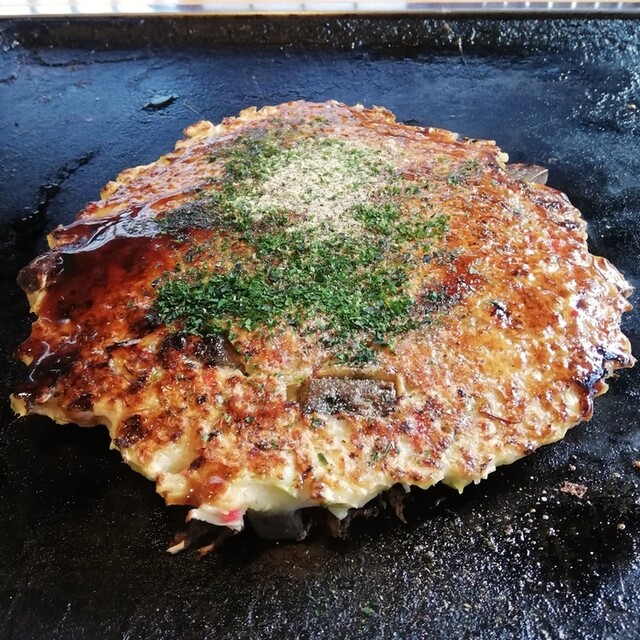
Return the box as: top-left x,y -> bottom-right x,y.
253,138 -> 393,234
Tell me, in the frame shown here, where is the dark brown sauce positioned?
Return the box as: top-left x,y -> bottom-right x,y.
50,205 -> 157,253
16,342 -> 79,395
14,210 -> 186,406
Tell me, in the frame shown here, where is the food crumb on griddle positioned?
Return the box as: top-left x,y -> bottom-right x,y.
560,481 -> 588,499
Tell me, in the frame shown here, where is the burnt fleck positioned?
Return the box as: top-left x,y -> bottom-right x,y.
67,393 -> 94,412
575,347 -> 625,394
189,455 -> 206,470
555,218 -> 580,231
114,414 -> 146,448
158,333 -> 188,368
127,373 -> 149,394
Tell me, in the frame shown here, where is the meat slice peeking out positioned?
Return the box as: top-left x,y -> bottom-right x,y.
298,371 -> 400,417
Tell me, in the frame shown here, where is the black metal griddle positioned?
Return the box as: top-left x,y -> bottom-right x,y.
0,16 -> 639,640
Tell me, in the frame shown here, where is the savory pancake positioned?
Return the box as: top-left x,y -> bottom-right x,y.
12,100 -> 634,541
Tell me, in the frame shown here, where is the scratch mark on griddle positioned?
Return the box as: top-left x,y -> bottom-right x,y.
0,73 -> 17,84
37,151 -> 97,216
13,151 -> 97,246
28,51 -> 150,68
183,100 -> 203,118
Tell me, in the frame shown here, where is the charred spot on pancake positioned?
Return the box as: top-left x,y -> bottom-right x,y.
67,393 -> 94,412
157,333 -> 188,367
130,315 -> 156,338
157,333 -> 245,371
189,455 -> 207,470
114,414 -> 147,448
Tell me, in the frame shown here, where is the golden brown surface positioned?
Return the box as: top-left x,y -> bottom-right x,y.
12,100 -> 634,532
